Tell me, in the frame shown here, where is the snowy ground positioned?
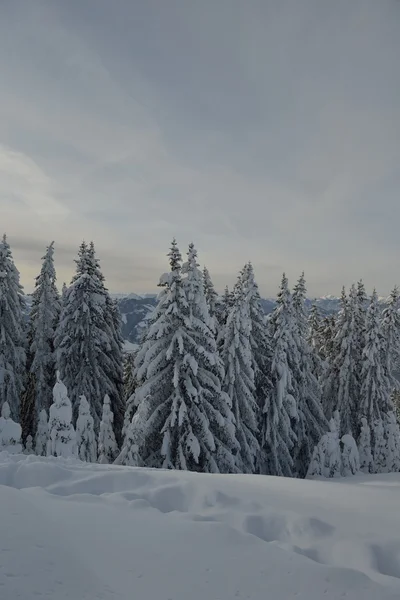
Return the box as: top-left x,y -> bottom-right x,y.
1,454 -> 400,600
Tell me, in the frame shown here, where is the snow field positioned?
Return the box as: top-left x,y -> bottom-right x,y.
1,453 -> 400,599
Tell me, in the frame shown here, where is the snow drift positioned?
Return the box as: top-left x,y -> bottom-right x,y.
0,453 -> 400,599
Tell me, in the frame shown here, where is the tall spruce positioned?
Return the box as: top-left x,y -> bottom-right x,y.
120,240 -> 238,472
381,287 -> 400,386
55,242 -> 122,435
223,268 -> 260,473
292,273 -> 328,477
27,242 -> 60,419
203,266 -> 219,333
262,274 -> 298,477
0,235 -> 26,419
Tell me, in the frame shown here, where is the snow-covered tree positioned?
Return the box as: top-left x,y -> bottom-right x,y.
35,409 -> 48,456
0,235 -> 26,419
358,417 -> 374,474
121,351 -> 137,441
55,242 -> 123,435
323,286 -> 360,435
307,413 -> 342,478
372,418 -> 386,474
340,434 -> 360,476
24,435 -> 34,455
76,395 -> 97,462
98,394 -> 118,464
115,397 -> 150,467
29,242 -> 60,417
384,411 -> 400,473
307,303 -> 324,378
47,377 -> 76,458
0,401 -> 22,454
381,287 -> 400,386
20,371 -> 36,444
359,291 -> 391,425
262,274 -> 298,477
203,266 -> 219,333
222,267 -> 259,473
292,273 -> 328,477
123,241 -> 238,473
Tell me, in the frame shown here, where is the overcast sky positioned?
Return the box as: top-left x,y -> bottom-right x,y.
1,0 -> 399,297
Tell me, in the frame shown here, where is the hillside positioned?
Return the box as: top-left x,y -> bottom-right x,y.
0,453 -> 399,599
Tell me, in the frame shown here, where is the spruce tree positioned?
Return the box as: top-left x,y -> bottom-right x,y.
0,401 -> 22,454
358,417 -> 373,474
222,268 -> 259,473
27,242 -> 60,420
203,266 -> 219,333
262,274 -> 298,477
381,287 -> 400,386
121,351 -> 137,440
55,242 -> 122,435
292,273 -> 328,478
98,394 -> 118,464
76,395 -> 97,462
47,376 -> 76,458
0,235 -> 26,419
122,241 -> 238,472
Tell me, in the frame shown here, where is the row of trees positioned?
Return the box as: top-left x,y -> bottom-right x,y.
0,235 -> 399,478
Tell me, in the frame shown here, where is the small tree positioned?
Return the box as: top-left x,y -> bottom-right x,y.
341,434 -> 360,476
76,395 -> 97,462
35,409 -> 48,456
98,395 -> 118,464
24,435 -> 34,455
47,377 -> 76,458
0,401 -> 23,454
384,411 -> 400,473
307,414 -> 341,479
372,419 -> 386,474
358,417 -> 373,474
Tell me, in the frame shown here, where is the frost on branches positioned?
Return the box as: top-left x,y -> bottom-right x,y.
76,395 -> 97,462
98,395 -> 118,464
263,274 -> 297,477
0,235 -> 26,419
47,377 -> 76,458
0,401 -> 23,454
292,273 -> 328,478
125,241 -> 238,473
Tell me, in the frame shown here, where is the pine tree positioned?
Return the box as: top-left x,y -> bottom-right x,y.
27,242 -> 61,423
307,413 -> 342,478
55,242 -> 122,435
20,371 -> 36,444
76,395 -> 97,462
98,394 -> 118,464
307,303 -> 324,378
340,434 -> 360,476
358,417 -> 374,474
24,434 -> 34,455
222,267 -> 259,473
47,376 -> 76,458
262,274 -> 297,477
0,401 -> 23,453
35,409 -> 48,456
0,235 -> 26,419
115,397 -> 150,466
292,273 -> 328,477
384,411 -> 400,473
372,419 -> 386,473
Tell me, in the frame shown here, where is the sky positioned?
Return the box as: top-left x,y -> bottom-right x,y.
1,0 -> 400,297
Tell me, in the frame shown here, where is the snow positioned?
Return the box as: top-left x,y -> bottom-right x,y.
0,454 -> 400,599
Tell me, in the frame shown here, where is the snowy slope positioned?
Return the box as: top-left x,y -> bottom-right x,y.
0,454 -> 400,600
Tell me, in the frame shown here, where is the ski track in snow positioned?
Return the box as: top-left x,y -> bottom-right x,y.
1,453 -> 400,599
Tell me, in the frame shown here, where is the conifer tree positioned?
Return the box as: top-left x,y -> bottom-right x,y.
0,401 -> 23,453
340,434 -> 360,476
323,287 -> 359,435
76,395 -> 97,462
381,287 -> 400,386
122,241 -> 238,472
292,273 -> 328,477
47,376 -> 76,458
121,351 -> 137,441
262,274 -> 298,477
222,268 -> 259,473
20,371 -> 36,444
35,409 -> 48,456
55,242 -> 122,435
98,394 -> 118,464
27,242 -> 60,420
0,235 -> 26,419
24,435 -> 34,455
203,266 -> 219,333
